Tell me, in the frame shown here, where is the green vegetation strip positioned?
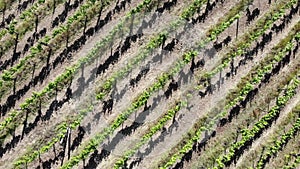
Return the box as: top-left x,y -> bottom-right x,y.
199,0 -> 297,83
0,0 -> 112,99
225,29 -> 299,108
0,0 -> 17,13
278,150 -> 300,169
12,105 -> 94,168
283,154 -> 300,169
195,2 -> 299,118
0,0 -> 65,52
270,131 -> 300,169
233,89 -> 300,169
95,31 -> 168,100
256,110 -> 300,168
113,101 -> 184,168
216,26 -> 300,123
214,73 -> 300,168
0,0 -> 34,35
158,11 -> 299,169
